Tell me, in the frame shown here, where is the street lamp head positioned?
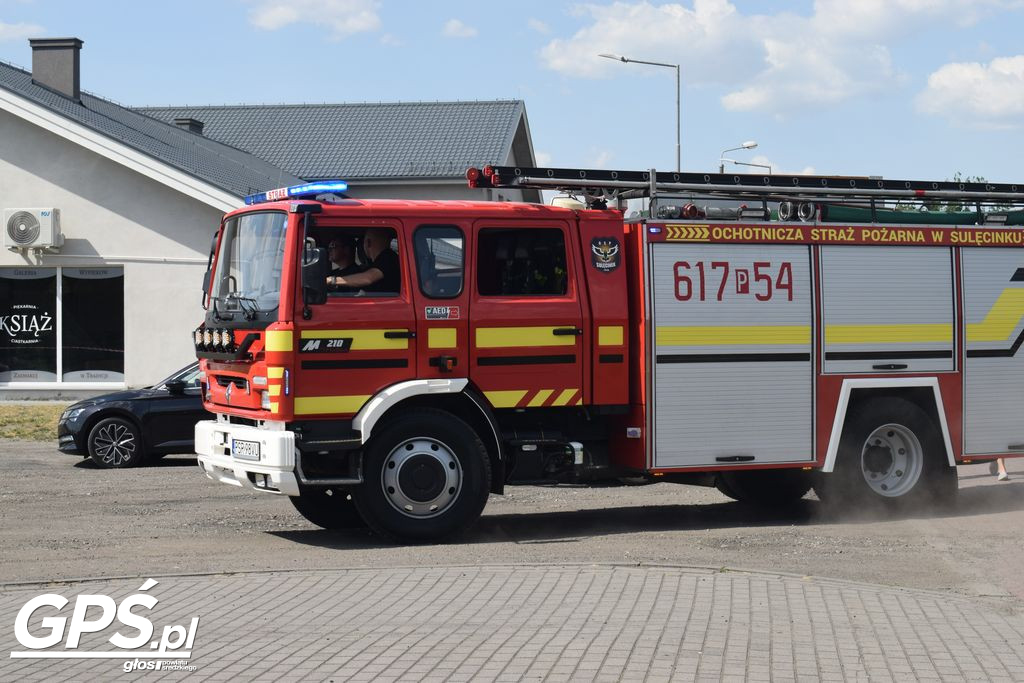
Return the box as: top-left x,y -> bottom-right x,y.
742,140 -> 758,150
598,53 -> 627,62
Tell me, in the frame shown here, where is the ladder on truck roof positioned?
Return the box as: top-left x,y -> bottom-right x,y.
466,165 -> 1024,218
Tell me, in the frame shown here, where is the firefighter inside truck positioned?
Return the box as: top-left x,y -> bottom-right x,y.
321,227 -> 400,296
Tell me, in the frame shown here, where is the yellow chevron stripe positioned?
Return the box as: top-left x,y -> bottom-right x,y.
267,366 -> 284,379
551,389 -> 578,407
265,330 -> 292,352
294,395 -> 371,415
268,385 -> 281,396
825,324 -> 953,344
269,402 -> 279,414
664,224 -> 710,241
476,326 -> 576,348
528,389 -> 554,407
300,329 -> 409,350
967,288 -> 1024,342
484,390 -> 528,408
657,326 -> 811,346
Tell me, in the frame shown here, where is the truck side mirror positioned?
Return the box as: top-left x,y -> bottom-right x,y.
302,246 -> 330,306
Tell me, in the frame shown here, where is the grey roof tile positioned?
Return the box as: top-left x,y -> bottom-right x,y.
134,100 -> 528,180
0,60 -> 302,198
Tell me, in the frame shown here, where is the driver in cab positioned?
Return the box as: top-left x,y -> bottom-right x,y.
328,228 -> 400,293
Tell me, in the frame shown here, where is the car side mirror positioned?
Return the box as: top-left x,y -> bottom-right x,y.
302,246 -> 330,307
165,380 -> 187,395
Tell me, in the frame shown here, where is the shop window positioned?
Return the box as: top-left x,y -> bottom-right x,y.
0,266 -> 124,384
61,267 -> 124,382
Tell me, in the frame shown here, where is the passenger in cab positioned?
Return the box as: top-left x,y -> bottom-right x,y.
328,228 -> 400,294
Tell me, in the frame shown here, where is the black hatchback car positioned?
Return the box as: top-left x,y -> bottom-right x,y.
57,362 -> 210,468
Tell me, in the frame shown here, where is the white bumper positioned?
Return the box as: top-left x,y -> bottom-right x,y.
195,419 -> 300,496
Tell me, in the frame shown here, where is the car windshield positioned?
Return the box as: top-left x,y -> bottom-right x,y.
155,362 -> 200,389
211,211 -> 288,315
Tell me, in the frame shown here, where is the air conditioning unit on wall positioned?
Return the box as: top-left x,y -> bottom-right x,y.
4,209 -> 64,251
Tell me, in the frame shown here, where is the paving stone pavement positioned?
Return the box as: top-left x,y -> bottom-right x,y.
3,564 -> 1024,682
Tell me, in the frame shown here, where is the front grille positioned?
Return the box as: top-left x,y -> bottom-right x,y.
215,376 -> 247,389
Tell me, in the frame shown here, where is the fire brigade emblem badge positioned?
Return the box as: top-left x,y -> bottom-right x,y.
591,237 -> 620,273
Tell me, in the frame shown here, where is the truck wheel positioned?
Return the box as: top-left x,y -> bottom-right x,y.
816,397 -> 956,508
88,417 -> 144,468
352,408 -> 490,542
715,470 -> 812,506
289,487 -> 366,530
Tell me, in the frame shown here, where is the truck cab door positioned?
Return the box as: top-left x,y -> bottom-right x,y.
469,220 -> 586,410
409,223 -> 470,378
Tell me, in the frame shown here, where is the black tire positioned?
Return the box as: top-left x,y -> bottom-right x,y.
814,397 -> 956,509
352,408 -> 490,542
87,417 -> 144,468
715,469 -> 813,506
289,487 -> 366,530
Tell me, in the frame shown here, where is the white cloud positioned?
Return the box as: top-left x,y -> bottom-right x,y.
249,0 -> 380,39
588,149 -> 613,168
527,18 -> 550,34
379,33 -> 403,47
0,21 -> 43,42
535,151 -> 553,166
539,0 -> 1022,115
442,18 -> 477,38
917,55 -> 1024,127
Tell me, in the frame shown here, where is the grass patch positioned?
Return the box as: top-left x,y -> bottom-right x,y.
0,403 -> 72,441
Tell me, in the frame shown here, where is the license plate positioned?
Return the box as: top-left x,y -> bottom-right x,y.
231,439 -> 260,461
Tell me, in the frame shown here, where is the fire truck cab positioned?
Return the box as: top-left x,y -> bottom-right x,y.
194,171 -> 1024,541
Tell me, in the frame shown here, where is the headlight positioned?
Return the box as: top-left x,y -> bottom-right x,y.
261,390 -> 271,410
194,329 -> 203,346
203,329 -> 212,346
212,330 -> 222,347
220,329 -> 233,349
62,407 -> 86,421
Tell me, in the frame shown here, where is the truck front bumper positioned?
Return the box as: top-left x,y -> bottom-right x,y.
195,419 -> 300,496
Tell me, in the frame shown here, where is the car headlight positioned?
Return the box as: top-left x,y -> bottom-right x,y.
261,390 -> 271,410
212,330 -> 222,347
221,329 -> 233,350
203,329 -> 213,346
194,328 -> 203,346
62,407 -> 86,421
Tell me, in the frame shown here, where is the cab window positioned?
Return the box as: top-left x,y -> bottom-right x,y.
477,228 -> 567,296
313,227 -> 402,298
414,225 -> 464,298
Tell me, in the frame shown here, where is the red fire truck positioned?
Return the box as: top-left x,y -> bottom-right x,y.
194,168 -> 1024,541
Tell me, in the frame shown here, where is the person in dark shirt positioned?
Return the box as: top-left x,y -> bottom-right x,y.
326,238 -> 363,292
328,228 -> 400,294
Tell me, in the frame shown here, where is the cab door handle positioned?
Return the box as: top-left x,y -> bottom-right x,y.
552,327 -> 583,336
384,330 -> 416,339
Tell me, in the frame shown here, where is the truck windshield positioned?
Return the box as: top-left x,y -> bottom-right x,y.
212,211 -> 287,315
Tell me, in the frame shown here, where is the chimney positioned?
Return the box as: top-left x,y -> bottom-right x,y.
29,37 -> 83,101
173,117 -> 205,135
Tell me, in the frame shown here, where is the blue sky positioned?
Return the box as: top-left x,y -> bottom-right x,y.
1,0 -> 1022,183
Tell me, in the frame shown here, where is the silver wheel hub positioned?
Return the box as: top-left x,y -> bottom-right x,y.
94,423 -> 137,466
860,423 -> 923,497
382,437 -> 462,518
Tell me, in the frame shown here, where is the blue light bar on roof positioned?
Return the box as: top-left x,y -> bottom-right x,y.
244,180 -> 349,205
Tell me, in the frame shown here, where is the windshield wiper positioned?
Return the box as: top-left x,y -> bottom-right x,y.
227,293 -> 261,321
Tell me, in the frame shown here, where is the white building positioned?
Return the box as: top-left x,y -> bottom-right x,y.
0,38 -> 538,397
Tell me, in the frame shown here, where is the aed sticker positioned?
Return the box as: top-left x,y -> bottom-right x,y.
299,338 -> 352,353
591,237 -> 621,273
425,306 -> 460,320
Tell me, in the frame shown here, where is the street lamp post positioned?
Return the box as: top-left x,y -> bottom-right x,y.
599,53 -> 680,172
719,141 -> 758,173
